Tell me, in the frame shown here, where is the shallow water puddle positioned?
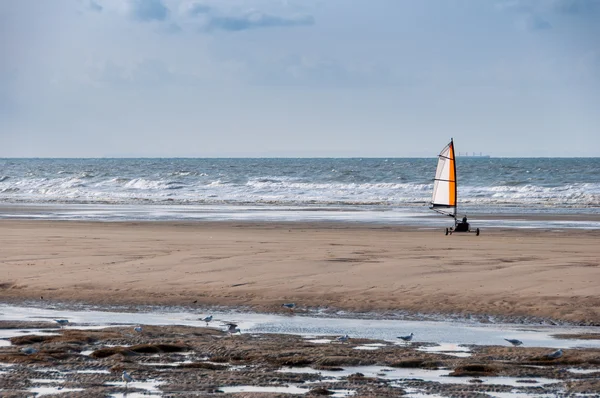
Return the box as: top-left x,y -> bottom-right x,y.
353,343 -> 387,350
105,379 -> 164,393
140,360 -> 193,367
405,388 -> 558,398
486,392 -> 558,398
75,369 -> 111,374
417,343 -> 472,357
1,304 -> 599,349
33,367 -> 123,376
30,378 -> 65,384
402,388 -> 447,398
219,385 -> 355,396
278,366 -> 562,387
34,368 -> 62,373
64,324 -> 131,331
305,338 -> 332,344
220,385 -> 308,394
28,386 -> 85,396
0,329 -> 60,339
567,368 -> 600,374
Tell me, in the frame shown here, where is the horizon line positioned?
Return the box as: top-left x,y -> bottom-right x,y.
2,156 -> 600,159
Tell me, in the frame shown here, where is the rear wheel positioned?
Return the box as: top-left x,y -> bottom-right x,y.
476,228 -> 480,236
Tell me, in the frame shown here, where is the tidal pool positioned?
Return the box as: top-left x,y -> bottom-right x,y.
277,366 -> 562,387
1,304 -> 598,349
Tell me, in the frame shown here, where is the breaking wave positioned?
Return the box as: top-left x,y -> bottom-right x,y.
0,158 -> 599,210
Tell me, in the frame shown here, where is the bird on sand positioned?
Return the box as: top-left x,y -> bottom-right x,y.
397,332 -> 414,343
282,303 -> 296,312
201,315 -> 213,325
134,326 -> 142,333
21,347 -> 38,355
225,323 -> 241,336
336,334 -> 350,343
122,370 -> 133,387
546,348 -> 563,359
504,338 -> 523,347
54,319 -> 69,328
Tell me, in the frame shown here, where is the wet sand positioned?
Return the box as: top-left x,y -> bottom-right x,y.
1,220 -> 599,324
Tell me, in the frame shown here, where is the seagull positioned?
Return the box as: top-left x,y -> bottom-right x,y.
201,315 -> 213,326
54,319 -> 69,328
134,326 -> 142,333
546,348 -> 563,359
21,347 -> 38,355
504,338 -> 523,347
336,334 -> 350,344
282,303 -> 296,312
397,332 -> 414,343
225,323 -> 241,336
122,370 -> 133,387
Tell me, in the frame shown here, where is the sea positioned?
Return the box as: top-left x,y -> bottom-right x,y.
1,158 -> 599,228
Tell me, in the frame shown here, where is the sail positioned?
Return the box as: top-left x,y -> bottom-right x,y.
430,140 -> 457,218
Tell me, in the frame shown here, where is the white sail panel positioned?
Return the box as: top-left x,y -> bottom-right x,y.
431,141 -> 456,215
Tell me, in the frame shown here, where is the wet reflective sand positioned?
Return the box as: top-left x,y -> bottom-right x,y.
1,303 -> 599,396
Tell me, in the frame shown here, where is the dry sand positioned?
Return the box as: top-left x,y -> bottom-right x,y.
1,220 -> 599,323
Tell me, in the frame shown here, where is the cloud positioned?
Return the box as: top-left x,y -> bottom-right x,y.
204,12 -> 314,32
89,0 -> 102,12
164,22 -> 182,34
129,0 -> 168,22
517,14 -> 552,30
552,0 -> 600,14
91,59 -> 179,87
187,2 -> 211,16
577,50 -> 600,80
495,0 -> 533,13
496,0 -> 553,30
496,0 -> 599,15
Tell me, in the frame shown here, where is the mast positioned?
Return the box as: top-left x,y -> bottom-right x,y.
451,138 -> 457,221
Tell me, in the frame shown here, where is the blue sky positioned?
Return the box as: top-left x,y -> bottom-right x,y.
1,0 -> 599,157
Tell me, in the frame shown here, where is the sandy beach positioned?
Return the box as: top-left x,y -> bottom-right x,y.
1,220 -> 599,324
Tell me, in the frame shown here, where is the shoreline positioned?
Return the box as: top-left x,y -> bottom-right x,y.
1,219 -> 599,324
0,298 -> 594,328
2,202 -> 600,228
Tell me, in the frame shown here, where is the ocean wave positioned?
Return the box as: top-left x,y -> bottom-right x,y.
1,158 -> 599,209
1,177 -> 599,207
170,170 -> 207,177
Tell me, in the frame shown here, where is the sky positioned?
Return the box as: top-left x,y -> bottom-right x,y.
1,0 -> 599,157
